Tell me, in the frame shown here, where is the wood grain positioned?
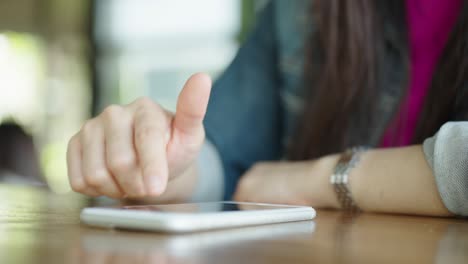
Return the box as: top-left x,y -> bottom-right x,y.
1,184 -> 467,264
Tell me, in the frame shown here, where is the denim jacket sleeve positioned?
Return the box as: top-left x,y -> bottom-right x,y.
203,2 -> 283,200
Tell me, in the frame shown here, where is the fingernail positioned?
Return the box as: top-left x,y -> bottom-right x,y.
146,176 -> 164,196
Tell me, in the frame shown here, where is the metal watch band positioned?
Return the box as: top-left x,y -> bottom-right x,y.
330,147 -> 369,212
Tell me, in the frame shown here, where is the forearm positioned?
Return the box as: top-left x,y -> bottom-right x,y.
311,145 -> 453,216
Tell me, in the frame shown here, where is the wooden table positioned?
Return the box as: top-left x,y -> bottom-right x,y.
1,184 -> 468,264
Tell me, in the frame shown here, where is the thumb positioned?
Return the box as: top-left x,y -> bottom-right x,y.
174,72 -> 212,135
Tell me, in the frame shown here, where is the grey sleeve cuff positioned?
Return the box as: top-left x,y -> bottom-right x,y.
423,122 -> 468,216
190,140 -> 225,202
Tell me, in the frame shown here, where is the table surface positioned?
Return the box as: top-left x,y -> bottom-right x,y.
1,184 -> 468,264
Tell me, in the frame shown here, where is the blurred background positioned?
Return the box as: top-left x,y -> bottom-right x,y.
0,0 -> 267,193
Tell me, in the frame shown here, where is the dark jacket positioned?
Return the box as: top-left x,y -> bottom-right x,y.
204,0 -> 468,215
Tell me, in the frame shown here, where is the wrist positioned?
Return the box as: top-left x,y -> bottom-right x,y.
301,154 -> 341,209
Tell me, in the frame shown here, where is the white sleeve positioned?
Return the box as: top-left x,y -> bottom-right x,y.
190,140 -> 225,202
423,121 -> 468,216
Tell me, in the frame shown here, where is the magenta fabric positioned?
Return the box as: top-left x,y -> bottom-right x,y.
380,0 -> 462,147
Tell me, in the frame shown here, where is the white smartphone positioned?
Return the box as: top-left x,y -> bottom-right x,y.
80,201 -> 315,233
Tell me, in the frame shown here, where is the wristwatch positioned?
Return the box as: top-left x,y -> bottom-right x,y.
330,147 -> 369,212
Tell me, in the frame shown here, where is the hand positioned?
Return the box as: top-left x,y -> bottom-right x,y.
233,158 -> 340,208
66,73 -> 212,198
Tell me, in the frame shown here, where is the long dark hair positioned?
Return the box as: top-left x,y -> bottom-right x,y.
288,0 -> 468,160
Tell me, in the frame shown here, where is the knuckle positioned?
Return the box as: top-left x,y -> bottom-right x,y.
69,132 -> 80,145
108,154 -> 136,173
134,98 -> 165,119
70,178 -> 86,193
71,184 -> 85,193
84,168 -> 109,188
135,125 -> 163,144
102,104 -> 122,120
81,119 -> 97,136
134,97 -> 154,108
120,179 -> 146,198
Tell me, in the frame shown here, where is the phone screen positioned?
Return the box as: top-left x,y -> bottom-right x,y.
120,202 -> 295,214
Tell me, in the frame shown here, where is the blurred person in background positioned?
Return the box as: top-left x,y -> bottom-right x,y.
67,0 -> 468,217
0,121 -> 45,186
